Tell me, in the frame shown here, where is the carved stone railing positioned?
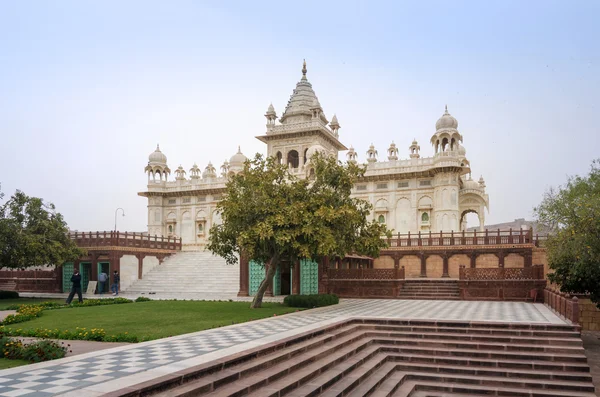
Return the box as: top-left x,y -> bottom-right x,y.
327,267 -> 405,280
459,265 -> 544,281
69,231 -> 182,251
544,287 -> 580,324
385,229 -> 546,248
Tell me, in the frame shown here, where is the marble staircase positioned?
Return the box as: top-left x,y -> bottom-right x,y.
398,279 -> 461,300
123,251 -> 239,297
148,319 -> 595,397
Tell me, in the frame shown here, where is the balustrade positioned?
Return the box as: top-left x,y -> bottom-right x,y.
69,231 -> 182,251
385,229 -> 544,248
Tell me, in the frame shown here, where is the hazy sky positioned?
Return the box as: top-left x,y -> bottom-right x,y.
1,1 -> 598,232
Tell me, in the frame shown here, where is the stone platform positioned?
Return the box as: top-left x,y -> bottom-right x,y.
0,300 -> 581,396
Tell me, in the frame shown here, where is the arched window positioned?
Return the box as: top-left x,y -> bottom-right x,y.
421,212 -> 429,222
287,150 -> 299,168
378,215 -> 385,224
168,225 -> 173,233
303,148 -> 308,165
309,168 -> 316,180
276,151 -> 282,164
197,223 -> 203,232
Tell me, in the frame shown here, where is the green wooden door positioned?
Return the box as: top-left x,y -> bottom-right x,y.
249,261 -> 264,295
80,263 -> 90,292
300,259 -> 319,295
62,263 -> 74,292
249,261 -> 282,296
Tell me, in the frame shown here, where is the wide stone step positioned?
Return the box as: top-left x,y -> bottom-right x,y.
364,323 -> 582,339
133,320 -> 593,397
393,379 -> 596,397
362,329 -> 583,347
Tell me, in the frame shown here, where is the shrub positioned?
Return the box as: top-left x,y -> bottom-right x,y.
1,304 -> 44,325
135,296 -> 152,302
21,340 -> 66,363
0,336 -> 23,359
0,291 -> 19,299
283,294 -> 339,308
104,332 -> 139,343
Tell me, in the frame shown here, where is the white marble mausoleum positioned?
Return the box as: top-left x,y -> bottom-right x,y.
139,62 -> 489,250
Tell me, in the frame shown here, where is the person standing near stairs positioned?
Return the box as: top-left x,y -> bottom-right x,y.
111,270 -> 120,296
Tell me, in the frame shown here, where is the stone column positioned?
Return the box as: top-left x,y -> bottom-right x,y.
498,251 -> 505,268
137,254 -> 145,280
292,260 -> 300,295
420,254 -> 427,277
265,266 -> 274,297
470,252 -> 477,268
442,253 -> 449,278
237,254 -> 249,297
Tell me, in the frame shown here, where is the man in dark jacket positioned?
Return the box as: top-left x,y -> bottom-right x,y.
111,270 -> 120,296
66,269 -> 83,304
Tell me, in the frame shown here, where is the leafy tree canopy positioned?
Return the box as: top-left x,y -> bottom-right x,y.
208,153 -> 390,307
0,189 -> 84,270
534,159 -> 600,306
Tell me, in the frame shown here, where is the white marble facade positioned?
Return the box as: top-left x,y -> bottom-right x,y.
139,61 -> 489,249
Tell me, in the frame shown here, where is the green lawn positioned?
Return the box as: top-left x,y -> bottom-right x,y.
0,358 -> 30,369
5,301 -> 299,341
0,298 -> 65,310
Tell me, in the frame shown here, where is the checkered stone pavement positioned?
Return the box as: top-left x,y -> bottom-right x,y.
0,299 -> 564,396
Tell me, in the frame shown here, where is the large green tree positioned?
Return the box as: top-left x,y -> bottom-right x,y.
208,153 -> 390,308
0,189 -> 84,270
534,159 -> 600,306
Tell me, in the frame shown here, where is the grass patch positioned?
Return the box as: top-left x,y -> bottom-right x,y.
0,299 -> 65,310
0,358 -> 30,369
5,301 -> 298,341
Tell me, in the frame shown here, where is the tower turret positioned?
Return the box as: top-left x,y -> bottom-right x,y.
347,146 -> 357,163
366,143 -> 378,163
329,114 -> 340,137
387,141 -> 398,160
409,139 -> 420,159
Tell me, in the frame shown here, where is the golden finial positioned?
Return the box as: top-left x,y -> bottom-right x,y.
302,59 -> 307,77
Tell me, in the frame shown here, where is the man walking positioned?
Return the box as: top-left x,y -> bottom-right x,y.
111,270 -> 120,296
66,268 -> 83,304
98,270 -> 108,295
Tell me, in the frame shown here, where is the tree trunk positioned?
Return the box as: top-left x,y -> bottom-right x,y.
251,259 -> 278,308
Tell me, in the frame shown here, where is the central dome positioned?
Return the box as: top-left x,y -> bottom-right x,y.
229,147 -> 247,167
435,106 -> 458,131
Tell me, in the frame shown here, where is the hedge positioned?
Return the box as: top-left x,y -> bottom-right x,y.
283,294 -> 339,308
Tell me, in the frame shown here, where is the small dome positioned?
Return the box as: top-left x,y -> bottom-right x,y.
229,146 -> 247,167
149,144 -> 167,164
202,162 -> 217,178
464,176 -> 480,190
457,143 -> 466,155
306,144 -> 326,160
435,106 -> 458,131
411,139 -> 418,146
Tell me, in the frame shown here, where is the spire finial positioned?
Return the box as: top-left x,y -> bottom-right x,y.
156,144 -> 160,150
302,59 -> 307,80
237,145 -> 241,153
444,104 -> 448,114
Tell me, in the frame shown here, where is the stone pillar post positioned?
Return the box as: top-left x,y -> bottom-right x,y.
420,254 -> 427,277
442,253 -> 449,278
523,251 -> 532,267
292,260 -> 300,295
265,266 -> 274,297
237,254 -> 249,297
137,254 -> 145,280
470,252 -> 477,268
498,251 -> 505,268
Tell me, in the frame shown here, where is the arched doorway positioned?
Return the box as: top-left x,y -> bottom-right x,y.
287,150 -> 299,168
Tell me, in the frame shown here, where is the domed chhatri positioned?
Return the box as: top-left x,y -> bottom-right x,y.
148,144 -> 167,164
435,105 -> 459,131
229,146 -> 247,168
